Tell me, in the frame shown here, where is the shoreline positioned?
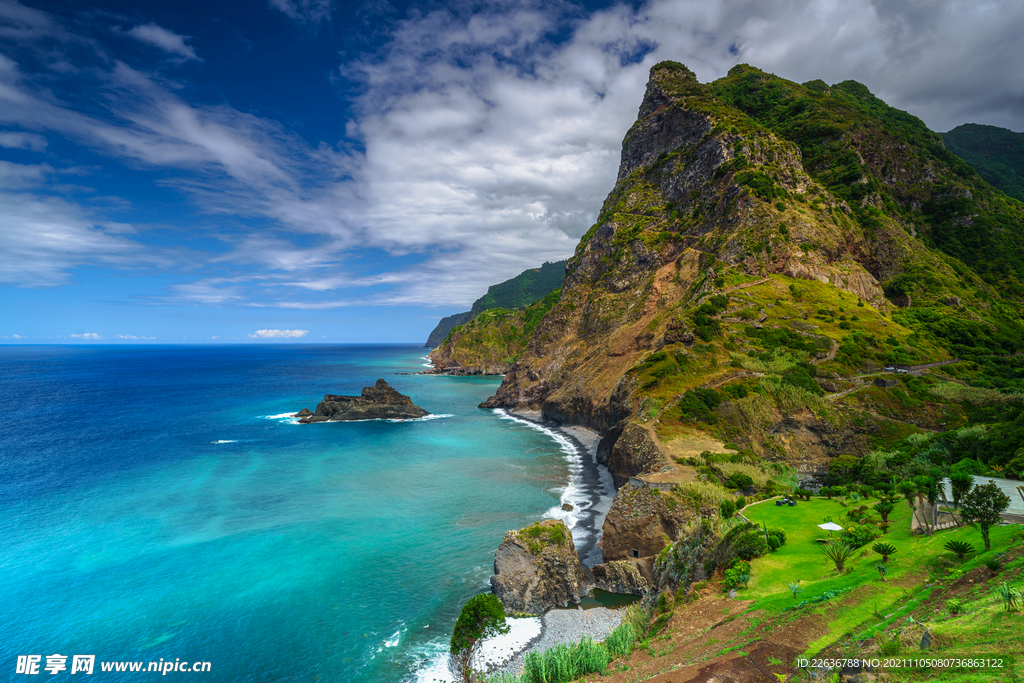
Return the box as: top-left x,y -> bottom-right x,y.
480,409 -> 621,678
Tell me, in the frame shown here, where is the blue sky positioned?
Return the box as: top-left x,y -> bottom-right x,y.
2,0 -> 1022,343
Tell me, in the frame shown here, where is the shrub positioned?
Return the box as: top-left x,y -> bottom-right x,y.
621,603 -> 651,641
766,527 -> 786,545
726,472 -> 755,490
944,540 -> 975,560
841,523 -> 879,549
787,581 -> 802,599
872,542 -> 897,562
946,598 -> 965,615
984,556 -> 1003,573
720,499 -> 737,519
736,495 -> 747,510
767,535 -> 781,552
604,622 -> 635,659
877,632 -> 903,656
722,567 -> 751,590
875,562 -> 888,581
733,530 -> 770,560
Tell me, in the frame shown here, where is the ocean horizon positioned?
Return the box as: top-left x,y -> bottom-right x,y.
0,344 -> 606,681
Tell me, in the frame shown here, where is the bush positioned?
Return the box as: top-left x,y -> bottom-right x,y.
621,603 -> 650,641
722,566 -> 751,590
946,598 -> 965,615
944,540 -> 975,560
840,523 -> 879,549
733,530 -> 770,560
821,543 -> 855,572
735,496 -> 747,510
767,527 -> 787,545
767,535 -> 781,552
720,499 -> 737,519
725,473 -> 755,490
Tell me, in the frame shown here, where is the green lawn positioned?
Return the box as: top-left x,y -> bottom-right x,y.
738,496 -> 1021,655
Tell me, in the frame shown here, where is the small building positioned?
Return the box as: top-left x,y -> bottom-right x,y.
873,377 -> 898,388
939,475 -> 1024,523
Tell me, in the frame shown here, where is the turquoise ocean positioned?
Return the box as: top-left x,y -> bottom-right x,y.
0,344 -> 599,681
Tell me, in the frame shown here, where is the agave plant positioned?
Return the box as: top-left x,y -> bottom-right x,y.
944,540 -> 974,561
996,582 -> 1022,611
821,542 -> 854,572
787,581 -> 802,599
875,562 -> 888,581
872,542 -> 897,563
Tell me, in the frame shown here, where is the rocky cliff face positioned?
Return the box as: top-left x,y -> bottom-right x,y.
600,483 -> 688,562
490,520 -> 591,613
295,379 -> 429,422
473,61 -> 1024,479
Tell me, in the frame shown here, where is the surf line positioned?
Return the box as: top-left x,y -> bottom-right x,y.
491,409 -> 614,569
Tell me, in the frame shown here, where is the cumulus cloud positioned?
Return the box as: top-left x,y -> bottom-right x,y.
1,0 -> 1023,310
70,332 -> 101,339
127,23 -> 200,61
249,329 -> 309,338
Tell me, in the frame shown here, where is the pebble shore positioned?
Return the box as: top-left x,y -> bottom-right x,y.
491,607 -> 624,677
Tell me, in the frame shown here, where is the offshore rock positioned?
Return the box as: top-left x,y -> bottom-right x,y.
591,559 -> 650,596
295,379 -> 429,422
490,520 -> 591,613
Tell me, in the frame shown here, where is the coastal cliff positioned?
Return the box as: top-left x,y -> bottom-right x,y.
473,61 -> 1024,482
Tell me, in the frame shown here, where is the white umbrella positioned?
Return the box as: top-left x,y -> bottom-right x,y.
818,522 -> 842,542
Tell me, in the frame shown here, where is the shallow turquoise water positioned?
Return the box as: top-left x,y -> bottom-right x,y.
0,345 -> 581,681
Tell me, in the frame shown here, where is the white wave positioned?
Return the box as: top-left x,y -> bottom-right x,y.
385,626 -> 403,648
413,617 -> 541,683
493,409 -> 586,540
211,440 -> 237,444
262,413 -> 300,424
422,356 -> 434,368
387,413 -> 453,423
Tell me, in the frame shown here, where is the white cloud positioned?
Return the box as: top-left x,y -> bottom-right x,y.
269,0 -> 333,26
0,130 -> 46,150
127,23 -> 200,61
70,332 -> 101,339
249,329 -> 309,338
1,0 -> 1023,310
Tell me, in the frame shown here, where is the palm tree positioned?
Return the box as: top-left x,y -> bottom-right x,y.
872,542 -> 897,562
943,540 -> 974,560
821,543 -> 854,573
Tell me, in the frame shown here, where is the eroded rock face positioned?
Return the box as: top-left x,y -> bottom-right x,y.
606,423 -> 667,487
591,559 -> 650,596
490,520 -> 591,613
295,379 -> 429,422
601,483 -> 688,562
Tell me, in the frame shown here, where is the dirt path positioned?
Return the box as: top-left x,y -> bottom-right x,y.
723,277 -> 770,294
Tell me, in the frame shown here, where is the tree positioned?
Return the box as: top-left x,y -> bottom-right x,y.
897,481 -> 922,529
959,481 -> 1011,552
872,542 -> 897,563
449,593 -> 509,682
949,472 -> 973,510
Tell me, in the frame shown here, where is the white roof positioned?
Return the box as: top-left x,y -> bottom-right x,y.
939,475 -> 1024,516
818,522 -> 843,531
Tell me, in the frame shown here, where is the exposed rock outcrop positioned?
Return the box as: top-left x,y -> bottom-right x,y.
295,379 -> 429,422
591,559 -> 650,596
601,483 -> 688,562
490,520 -> 591,613
606,423 -> 667,487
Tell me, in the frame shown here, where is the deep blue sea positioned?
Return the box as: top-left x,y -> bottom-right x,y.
0,345 -> 596,682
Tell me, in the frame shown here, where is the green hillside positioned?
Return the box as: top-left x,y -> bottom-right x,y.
943,123 -> 1024,202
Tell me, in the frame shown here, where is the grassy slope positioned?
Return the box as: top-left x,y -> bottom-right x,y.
943,123 -> 1024,202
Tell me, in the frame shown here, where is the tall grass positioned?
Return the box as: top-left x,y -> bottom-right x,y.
603,622 -> 636,659
930,382 -> 1024,405
717,462 -> 772,489
674,480 -> 733,510
520,637 -> 608,683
